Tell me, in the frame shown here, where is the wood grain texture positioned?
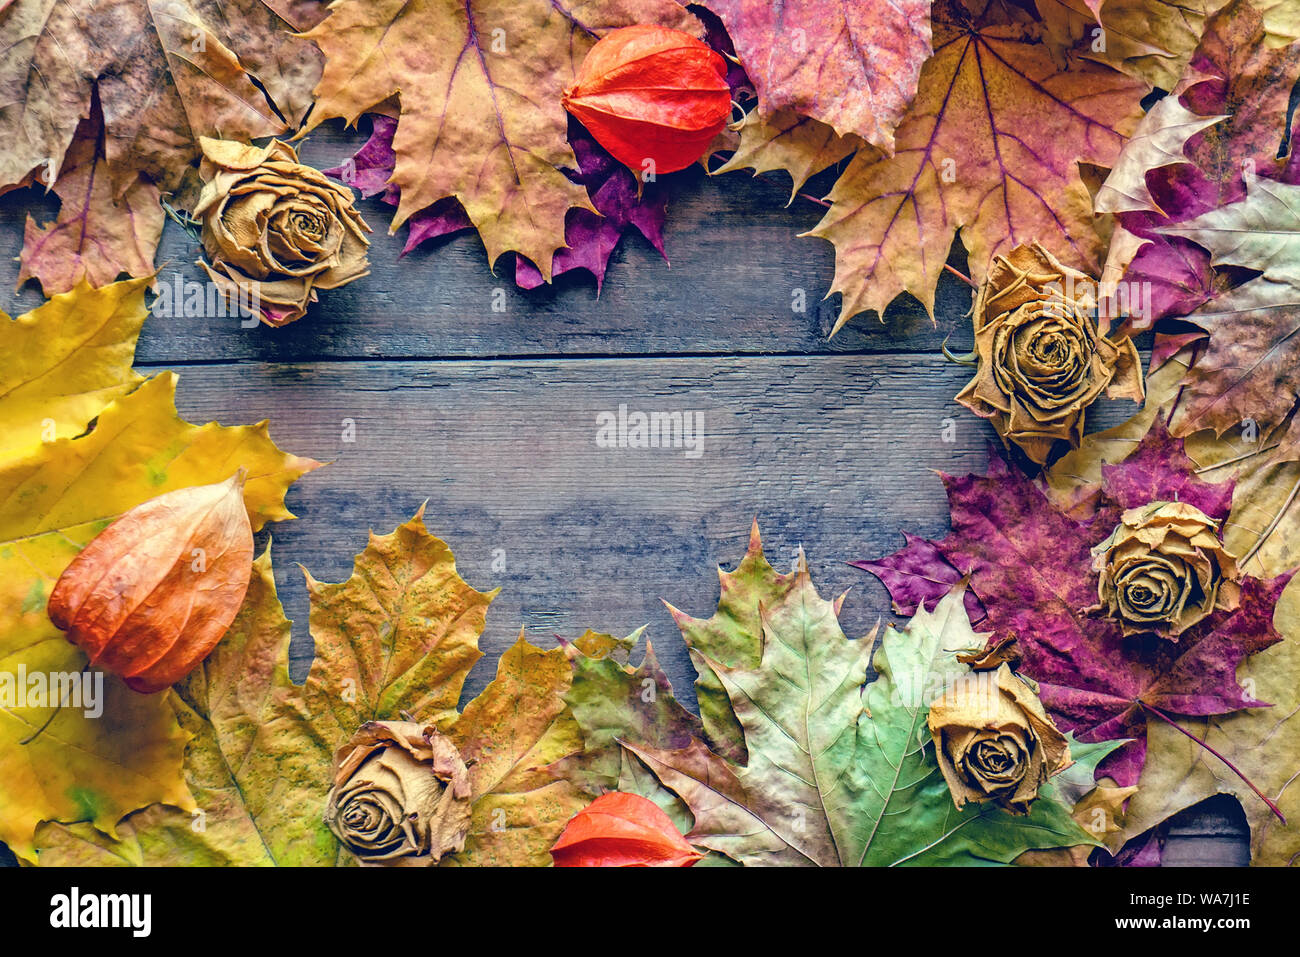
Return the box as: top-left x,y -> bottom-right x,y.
0,117 -> 1249,866
0,122 -> 972,363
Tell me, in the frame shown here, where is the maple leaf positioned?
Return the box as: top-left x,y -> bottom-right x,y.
32,511 -> 609,866
0,0 -> 326,195
701,0 -> 932,153
556,630 -> 704,796
1154,179 -> 1300,449
712,109 -> 861,201
1094,90 -> 1226,216
445,632 -> 592,866
17,102 -> 164,295
0,281 -> 317,862
1054,386 -> 1300,862
1106,0 -> 1300,333
300,509 -> 493,733
304,0 -> 696,281
0,279 -> 146,458
805,0 -> 1147,329
1036,0 -> 1180,89
627,570 -> 1097,866
663,519 -> 800,764
327,113 -> 670,292
856,422 -> 1292,788
1039,0 -> 1300,89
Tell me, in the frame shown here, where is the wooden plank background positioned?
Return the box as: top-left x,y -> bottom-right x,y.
0,121 -> 1248,865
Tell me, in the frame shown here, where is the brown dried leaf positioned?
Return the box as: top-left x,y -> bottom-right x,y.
0,0 -> 326,194
712,109 -> 861,201
18,105 -> 164,294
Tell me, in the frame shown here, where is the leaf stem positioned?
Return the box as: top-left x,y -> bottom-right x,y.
944,264 -> 977,288
1240,473 -> 1300,570
1138,701 -> 1285,824
1193,443 -> 1280,473
941,334 -> 980,365
160,200 -> 202,239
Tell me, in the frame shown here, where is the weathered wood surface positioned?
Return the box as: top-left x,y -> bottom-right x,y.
0,121 -> 971,362
157,354 -> 1144,695
0,120 -> 1248,865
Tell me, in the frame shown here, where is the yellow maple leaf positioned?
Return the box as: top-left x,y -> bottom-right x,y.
33,511 -> 591,867
0,278 -> 148,459
303,0 -> 698,280
807,0 -> 1147,330
0,280 -> 319,861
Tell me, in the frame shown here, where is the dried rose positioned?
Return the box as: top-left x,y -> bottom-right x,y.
928,664 -> 1072,814
551,792 -> 703,867
324,721 -> 472,866
47,472 -> 253,694
193,137 -> 371,327
1091,501 -> 1242,639
955,242 -> 1144,466
562,25 -> 732,175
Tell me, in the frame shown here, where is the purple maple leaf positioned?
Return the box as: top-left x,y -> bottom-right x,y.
326,115 -> 668,290
856,425 -> 1293,787
1114,0 -> 1299,334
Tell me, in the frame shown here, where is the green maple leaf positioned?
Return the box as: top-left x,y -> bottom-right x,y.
626,531 -> 1100,866
664,520 -> 801,764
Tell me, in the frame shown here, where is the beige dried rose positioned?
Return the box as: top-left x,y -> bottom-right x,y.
193,136 -> 370,327
1092,501 -> 1242,639
956,243 -> 1144,466
928,664 -> 1072,815
324,720 -> 472,866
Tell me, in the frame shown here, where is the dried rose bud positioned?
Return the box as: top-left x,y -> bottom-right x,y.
956,243 -> 1144,466
193,137 -> 371,327
928,664 -> 1072,815
1092,501 -> 1242,639
562,25 -> 732,175
324,721 -> 472,866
